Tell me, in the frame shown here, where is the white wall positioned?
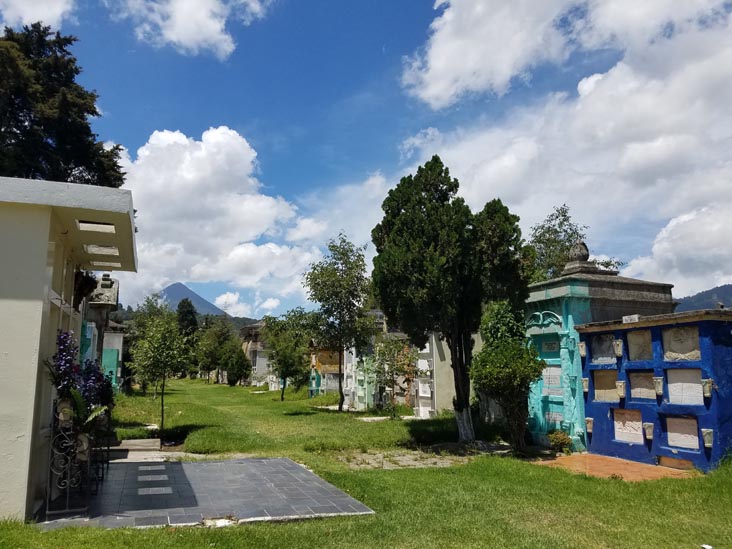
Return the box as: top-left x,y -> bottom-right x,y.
0,204 -> 51,519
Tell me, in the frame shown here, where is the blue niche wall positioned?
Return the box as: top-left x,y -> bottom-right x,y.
578,314 -> 732,471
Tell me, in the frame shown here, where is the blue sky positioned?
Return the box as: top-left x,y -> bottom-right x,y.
3,1 -> 732,316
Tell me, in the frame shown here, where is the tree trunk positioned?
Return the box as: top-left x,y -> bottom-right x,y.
160,375 -> 166,442
448,329 -> 475,443
337,348 -> 345,412
280,377 -> 287,401
477,391 -> 490,424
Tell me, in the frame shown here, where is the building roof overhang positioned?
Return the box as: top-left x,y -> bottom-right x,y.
0,176 -> 137,272
575,309 -> 732,333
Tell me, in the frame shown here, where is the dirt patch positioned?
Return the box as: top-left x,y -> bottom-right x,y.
339,442 -> 512,470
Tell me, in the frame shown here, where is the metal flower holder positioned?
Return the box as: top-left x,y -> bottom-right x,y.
46,398 -> 93,517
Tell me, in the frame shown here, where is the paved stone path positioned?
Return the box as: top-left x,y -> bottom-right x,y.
40,458 -> 373,530
534,453 -> 693,481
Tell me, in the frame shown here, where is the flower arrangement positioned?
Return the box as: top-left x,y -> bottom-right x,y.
48,331 -> 115,431
48,331 -> 80,398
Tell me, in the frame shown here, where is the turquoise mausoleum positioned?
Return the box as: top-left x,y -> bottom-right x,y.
525,242 -> 675,450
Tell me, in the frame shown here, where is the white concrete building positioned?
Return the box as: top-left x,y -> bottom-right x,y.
0,176 -> 136,519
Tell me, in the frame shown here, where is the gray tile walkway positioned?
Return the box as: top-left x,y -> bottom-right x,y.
39,458 -> 373,530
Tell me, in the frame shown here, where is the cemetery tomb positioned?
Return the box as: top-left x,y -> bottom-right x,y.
614,409 -> 643,444
525,241 -> 675,451
542,366 -> 563,397
593,370 -> 619,402
627,330 -> 653,361
666,417 -> 699,450
629,371 -> 656,400
667,369 -> 704,406
591,334 -> 616,364
663,326 -> 701,361
577,310 -> 732,471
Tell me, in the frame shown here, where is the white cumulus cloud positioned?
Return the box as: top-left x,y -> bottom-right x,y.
116,126 -> 320,305
105,0 -> 271,59
214,291 -> 253,317
0,0 -> 75,28
623,205 -> 732,297
399,12 -> 732,296
404,0 -> 726,109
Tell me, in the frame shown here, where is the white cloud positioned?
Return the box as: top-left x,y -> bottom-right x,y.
258,297 -> 280,311
298,173 -> 390,253
623,205 -> 732,297
0,0 -> 75,28
105,0 -> 271,59
404,0 -> 726,109
399,15 -> 732,296
214,291 -> 253,317
116,126 -> 320,305
285,217 -> 327,242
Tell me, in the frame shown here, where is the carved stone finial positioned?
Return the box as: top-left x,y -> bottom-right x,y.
568,240 -> 590,262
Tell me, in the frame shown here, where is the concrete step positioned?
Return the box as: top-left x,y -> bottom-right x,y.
111,439 -> 161,451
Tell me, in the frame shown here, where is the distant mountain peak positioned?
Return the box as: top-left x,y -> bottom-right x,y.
675,284 -> 732,312
160,283 -> 227,316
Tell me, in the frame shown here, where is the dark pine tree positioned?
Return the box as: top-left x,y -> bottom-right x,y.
0,23 -> 124,186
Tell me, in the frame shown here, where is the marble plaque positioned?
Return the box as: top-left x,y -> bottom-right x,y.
667,368 -> 704,405
542,367 -> 561,386
614,409 -> 643,443
417,359 -> 430,373
591,334 -> 616,364
593,370 -> 619,402
542,340 -> 560,353
629,372 -> 656,400
662,326 -> 701,361
667,417 -> 699,449
627,330 -> 653,361
418,381 -> 431,398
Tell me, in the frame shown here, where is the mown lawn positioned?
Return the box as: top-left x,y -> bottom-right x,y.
2,379 -> 731,548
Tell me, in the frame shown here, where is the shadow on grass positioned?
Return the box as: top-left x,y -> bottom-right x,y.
283,410 -> 316,416
160,424 -> 205,445
112,420 -> 149,429
403,414 -> 506,449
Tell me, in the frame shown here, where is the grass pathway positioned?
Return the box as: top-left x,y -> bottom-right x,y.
2,379 -> 731,548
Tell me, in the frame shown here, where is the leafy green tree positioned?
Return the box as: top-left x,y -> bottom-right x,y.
224,338 -> 251,386
471,301 -> 545,452
372,155 -> 528,442
0,23 -> 124,186
262,308 -> 316,401
373,335 -> 419,410
196,318 -> 231,383
130,310 -> 186,437
528,204 -> 623,283
305,233 -> 372,411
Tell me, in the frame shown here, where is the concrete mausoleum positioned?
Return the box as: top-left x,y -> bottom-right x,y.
577,310 -> 732,471
525,242 -> 675,449
0,176 -> 136,519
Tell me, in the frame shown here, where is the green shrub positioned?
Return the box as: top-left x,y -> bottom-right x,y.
547,430 -> 573,453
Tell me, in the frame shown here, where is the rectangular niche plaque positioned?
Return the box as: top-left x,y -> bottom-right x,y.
614,409 -> 643,444
627,330 -> 653,361
662,326 -> 701,361
591,334 -> 616,364
667,368 -> 704,405
629,372 -> 656,400
542,367 -> 563,397
666,417 -> 699,449
593,370 -> 619,402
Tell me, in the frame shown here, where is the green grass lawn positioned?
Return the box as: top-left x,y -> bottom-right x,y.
2,379 -> 731,548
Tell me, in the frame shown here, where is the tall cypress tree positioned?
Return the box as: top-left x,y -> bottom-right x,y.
0,23 -> 124,186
